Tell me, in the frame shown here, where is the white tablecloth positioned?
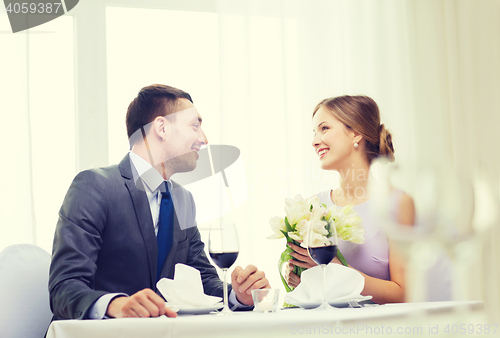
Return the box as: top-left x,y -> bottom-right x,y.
47,301 -> 489,338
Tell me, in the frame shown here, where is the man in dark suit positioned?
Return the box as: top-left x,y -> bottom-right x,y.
49,84 -> 269,319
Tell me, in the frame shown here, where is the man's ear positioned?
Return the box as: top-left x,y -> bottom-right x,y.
153,116 -> 168,139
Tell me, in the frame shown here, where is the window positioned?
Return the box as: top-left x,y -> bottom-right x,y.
106,7 -> 220,164
0,15 -> 75,252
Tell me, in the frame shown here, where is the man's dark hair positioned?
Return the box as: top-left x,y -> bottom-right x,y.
126,84 -> 193,138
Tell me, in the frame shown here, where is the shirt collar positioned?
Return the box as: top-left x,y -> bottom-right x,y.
129,151 -> 172,192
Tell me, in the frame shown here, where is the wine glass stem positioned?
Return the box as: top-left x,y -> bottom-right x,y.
321,264 -> 330,309
223,268 -> 229,312
322,264 -> 328,307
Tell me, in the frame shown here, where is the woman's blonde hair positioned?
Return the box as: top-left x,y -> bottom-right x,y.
313,95 -> 395,164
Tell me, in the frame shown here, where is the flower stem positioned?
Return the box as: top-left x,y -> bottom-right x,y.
337,249 -> 348,266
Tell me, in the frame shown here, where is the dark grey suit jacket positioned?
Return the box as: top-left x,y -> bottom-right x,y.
49,154 -> 226,319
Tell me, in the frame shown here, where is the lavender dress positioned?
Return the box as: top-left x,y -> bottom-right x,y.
317,190 -> 404,281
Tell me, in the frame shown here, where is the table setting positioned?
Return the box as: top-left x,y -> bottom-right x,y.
156,214 -> 372,317
45,216 -> 490,337
155,262 -> 373,317
47,253 -> 487,337
284,264 -> 373,310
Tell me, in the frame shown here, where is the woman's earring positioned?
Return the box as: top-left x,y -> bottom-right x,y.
354,142 -> 359,149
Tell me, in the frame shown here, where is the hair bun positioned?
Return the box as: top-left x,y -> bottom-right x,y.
378,124 -> 395,162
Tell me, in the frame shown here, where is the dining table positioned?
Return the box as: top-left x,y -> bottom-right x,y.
46,301 -> 495,338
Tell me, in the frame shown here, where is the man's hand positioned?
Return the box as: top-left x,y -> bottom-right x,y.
106,288 -> 177,318
231,265 -> 270,305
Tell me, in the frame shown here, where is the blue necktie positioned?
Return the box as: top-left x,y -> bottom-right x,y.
157,182 -> 174,281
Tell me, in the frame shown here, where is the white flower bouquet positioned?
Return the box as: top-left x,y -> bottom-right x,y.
268,194 -> 364,293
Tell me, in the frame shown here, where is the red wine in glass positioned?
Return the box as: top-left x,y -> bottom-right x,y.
309,245 -> 337,265
209,252 -> 239,269
209,222 -> 239,315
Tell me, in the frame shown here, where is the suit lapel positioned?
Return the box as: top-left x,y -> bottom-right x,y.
119,155 -> 158,288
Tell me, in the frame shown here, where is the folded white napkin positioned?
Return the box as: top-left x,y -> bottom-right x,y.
156,264 -> 222,309
285,264 -> 370,305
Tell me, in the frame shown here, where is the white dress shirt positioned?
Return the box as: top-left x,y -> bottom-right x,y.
88,152 -> 244,319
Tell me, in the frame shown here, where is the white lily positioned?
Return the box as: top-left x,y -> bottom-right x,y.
293,218 -> 310,239
267,216 -> 286,239
310,202 -> 327,222
284,195 -> 311,225
304,231 -> 330,248
332,205 -> 364,243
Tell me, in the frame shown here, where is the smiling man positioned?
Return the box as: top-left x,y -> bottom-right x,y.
49,84 -> 269,320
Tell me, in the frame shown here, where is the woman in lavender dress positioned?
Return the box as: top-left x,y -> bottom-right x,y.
286,95 -> 415,304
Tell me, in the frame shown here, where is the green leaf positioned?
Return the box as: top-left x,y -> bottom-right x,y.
280,230 -> 289,239
284,217 -> 293,232
281,252 -> 292,261
280,246 -> 293,261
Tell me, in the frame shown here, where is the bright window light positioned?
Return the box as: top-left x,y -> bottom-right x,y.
106,7 -> 220,165
0,15 -> 75,253
29,16 -> 76,253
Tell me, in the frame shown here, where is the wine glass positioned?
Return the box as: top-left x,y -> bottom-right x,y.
306,220 -> 338,310
208,221 -> 239,315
